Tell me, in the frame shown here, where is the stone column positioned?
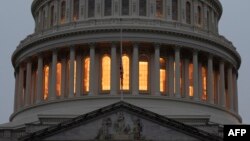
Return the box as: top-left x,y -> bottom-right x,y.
76,53 -> 83,97
25,61 -> 32,107
18,66 -> 24,108
50,50 -> 57,100
14,70 -> 19,112
36,56 -> 43,104
89,44 -> 96,96
184,58 -> 189,98
168,54 -> 174,97
219,61 -> 225,107
191,0 -> 198,25
193,50 -> 199,101
79,0 -> 86,20
111,43 -> 118,95
132,43 -> 139,95
69,47 -> 75,98
207,55 -> 214,104
154,44 -> 160,96
175,47 -> 181,98
166,0 -> 172,20
227,66 -> 233,110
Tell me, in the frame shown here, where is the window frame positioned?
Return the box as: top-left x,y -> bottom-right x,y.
139,54 -> 150,93
100,54 -> 111,93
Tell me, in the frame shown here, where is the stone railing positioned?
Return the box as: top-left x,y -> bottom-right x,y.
17,18 -> 236,52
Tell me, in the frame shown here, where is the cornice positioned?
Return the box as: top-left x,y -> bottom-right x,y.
12,21 -> 241,69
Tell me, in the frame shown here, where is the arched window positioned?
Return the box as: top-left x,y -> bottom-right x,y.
83,57 -> 90,92
88,0 -> 95,18
186,2 -> 191,24
172,0 -> 178,20
73,0 -> 79,21
50,6 -> 54,27
56,63 -> 62,96
104,0 -> 112,16
121,55 -> 130,90
139,55 -> 149,91
160,58 -> 166,93
139,0 -> 147,16
156,0 -> 163,17
202,65 -> 207,100
189,63 -> 194,96
43,65 -> 49,100
60,1 -> 66,24
101,55 -> 111,91
198,6 -> 202,25
121,0 -> 129,16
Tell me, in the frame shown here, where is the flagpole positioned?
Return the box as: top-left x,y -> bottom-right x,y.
120,18 -> 123,101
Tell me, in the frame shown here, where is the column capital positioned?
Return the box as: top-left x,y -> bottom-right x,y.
88,42 -> 96,48
132,42 -> 139,47
208,54 -> 213,59
192,49 -> 199,55
154,43 -> 161,48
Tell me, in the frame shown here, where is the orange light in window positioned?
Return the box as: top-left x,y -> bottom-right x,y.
84,57 -> 90,92
139,61 -> 148,91
160,58 -> 166,93
202,66 -> 207,100
43,65 -> 49,100
56,63 -> 62,96
189,63 -> 194,97
121,55 -> 130,90
102,55 -> 111,91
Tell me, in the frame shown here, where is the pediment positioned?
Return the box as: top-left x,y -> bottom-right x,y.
20,102 -> 222,141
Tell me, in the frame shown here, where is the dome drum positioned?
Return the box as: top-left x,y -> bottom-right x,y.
11,40 -> 241,124
10,0 -> 241,125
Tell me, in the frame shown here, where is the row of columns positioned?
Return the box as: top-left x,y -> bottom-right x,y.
14,44 -> 239,113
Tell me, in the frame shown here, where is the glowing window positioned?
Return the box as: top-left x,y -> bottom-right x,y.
172,0 -> 178,20
202,65 -> 207,100
88,0 -> 95,18
56,63 -> 62,96
160,58 -> 166,93
43,65 -> 49,100
139,56 -> 149,91
139,0 -> 147,16
122,0 -> 129,16
186,2 -> 191,24
73,0 -> 80,21
104,0 -> 112,16
50,6 -> 54,27
60,1 -> 66,24
189,63 -> 194,96
83,57 -> 90,92
121,55 -> 130,90
156,0 -> 163,17
102,55 -> 111,91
